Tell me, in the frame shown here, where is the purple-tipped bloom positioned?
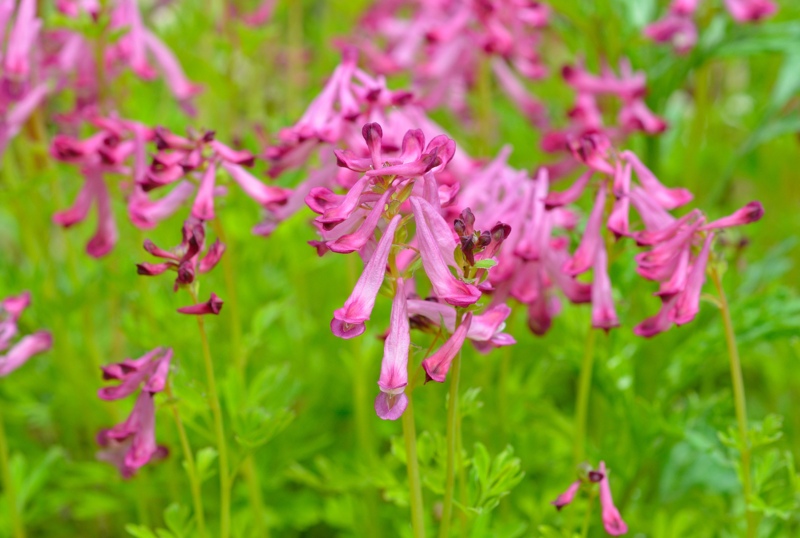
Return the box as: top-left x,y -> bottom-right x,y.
701,201 -> 764,230
0,292 -> 52,377
724,0 -> 777,22
407,300 -> 515,351
97,391 -> 168,478
563,183 -> 607,276
99,348 -> 173,400
551,480 -> 581,511
598,461 -> 628,536
621,151 -> 692,210
332,215 -> 401,339
375,279 -> 410,420
421,313 -> 473,383
410,197 -> 481,306
591,245 -> 619,331
177,293 -> 224,316
644,14 -> 697,54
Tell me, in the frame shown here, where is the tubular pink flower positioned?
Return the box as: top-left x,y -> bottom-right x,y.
629,187 -> 676,232
328,188 -> 393,254
598,461 -> 628,536
671,232 -> 714,325
724,0 -> 777,22
608,163 -> 631,238
375,279 -> 410,421
591,245 -> 619,330
514,168 -> 549,261
142,31 -> 203,102
643,15 -> 697,55
619,99 -> 667,134
331,215 -> 401,339
222,162 -> 292,210
3,0 -> 41,78
671,0 -> 700,15
633,209 -> 701,246
191,161 -> 217,221
99,348 -> 172,400
569,134 -> 615,175
655,246 -> 691,299
422,313 -> 473,383
210,141 -> 255,166
551,480 -> 581,510
177,293 -> 224,316
492,57 -> 545,124
316,174 -> 373,226
545,170 -> 592,209
563,183 -> 607,276
407,300 -> 515,349
0,331 -> 52,377
97,391 -> 167,478
621,151 -> 692,209
700,201 -> 764,230
128,181 -> 195,229
410,197 -> 480,306
86,170 -> 118,258
634,296 -> 678,338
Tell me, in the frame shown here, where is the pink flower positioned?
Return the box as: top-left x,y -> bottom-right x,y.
591,244 -> 619,331
421,313 -> 473,383
724,0 -> 777,22
375,279 -> 410,420
700,201 -> 764,230
99,348 -> 173,400
177,293 -> 224,316
621,151 -> 692,210
0,332 -> 52,377
598,461 -> 628,535
410,197 -> 481,307
331,215 -> 401,339
551,481 -> 580,510
407,300 -> 515,351
137,219 -> 224,290
644,14 -> 697,54
563,183 -> 607,276
97,391 -> 168,478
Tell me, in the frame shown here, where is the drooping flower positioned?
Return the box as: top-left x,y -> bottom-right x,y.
598,461 -> 628,536
0,292 -> 52,377
375,278 -> 410,420
421,313 -> 473,383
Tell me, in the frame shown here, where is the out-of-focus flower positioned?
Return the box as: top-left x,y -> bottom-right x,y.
0,291 -> 52,377
375,278 -> 410,420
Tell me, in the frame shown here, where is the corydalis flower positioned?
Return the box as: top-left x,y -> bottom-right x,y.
96,347 -> 172,478
375,278 -> 410,420
0,292 -> 52,377
551,461 -> 627,535
137,218 -> 224,290
177,293 -> 224,316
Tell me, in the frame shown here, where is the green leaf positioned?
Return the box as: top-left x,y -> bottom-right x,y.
194,447 -> 218,484
125,525 -> 159,538
473,259 -> 498,269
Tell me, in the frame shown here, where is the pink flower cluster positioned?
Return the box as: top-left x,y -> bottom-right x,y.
97,347 -> 172,478
645,0 -> 777,55
0,292 -> 52,377
309,122 -> 514,420
552,461 -> 628,536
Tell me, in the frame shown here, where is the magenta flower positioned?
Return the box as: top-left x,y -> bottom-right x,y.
97,347 -> 173,477
0,292 -> 52,377
97,391 -> 168,478
563,183 -> 607,276
410,197 -> 481,307
331,215 -> 401,339
598,462 -> 628,535
137,219 -> 224,290
421,313 -> 473,383
724,0 -> 777,22
550,481 -> 581,510
177,293 -> 224,316
643,15 -> 698,55
591,245 -> 619,331
375,279 -> 410,421
407,300 -> 515,351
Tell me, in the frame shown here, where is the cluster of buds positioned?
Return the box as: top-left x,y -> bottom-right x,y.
551,461 -> 628,536
645,0 -> 777,55
308,122 -> 514,420
0,292 -> 52,377
96,347 -> 172,478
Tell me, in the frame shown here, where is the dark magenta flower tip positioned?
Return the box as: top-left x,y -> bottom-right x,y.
177,293 -> 224,315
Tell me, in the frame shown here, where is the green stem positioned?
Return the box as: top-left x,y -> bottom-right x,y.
574,328 -> 598,466
710,268 -> 756,538
189,289 -> 231,538
165,382 -> 208,538
579,491 -> 596,538
438,312 -> 465,538
402,391 -> 426,538
0,405 -> 25,538
287,0 -> 304,117
476,56 -> 494,155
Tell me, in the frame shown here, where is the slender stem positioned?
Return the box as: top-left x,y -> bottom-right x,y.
0,406 -> 25,538
579,491 -> 596,538
189,289 -> 231,538
402,392 -> 426,538
438,312 -> 465,538
574,328 -> 598,466
165,382 -> 207,538
476,56 -> 494,155
710,268 -> 756,538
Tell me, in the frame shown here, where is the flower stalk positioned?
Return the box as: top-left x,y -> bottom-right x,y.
165,381 -> 207,538
189,289 -> 231,538
402,391 -> 426,538
574,328 -> 598,465
0,405 -> 25,538
438,309 -> 465,538
710,267 -> 756,538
